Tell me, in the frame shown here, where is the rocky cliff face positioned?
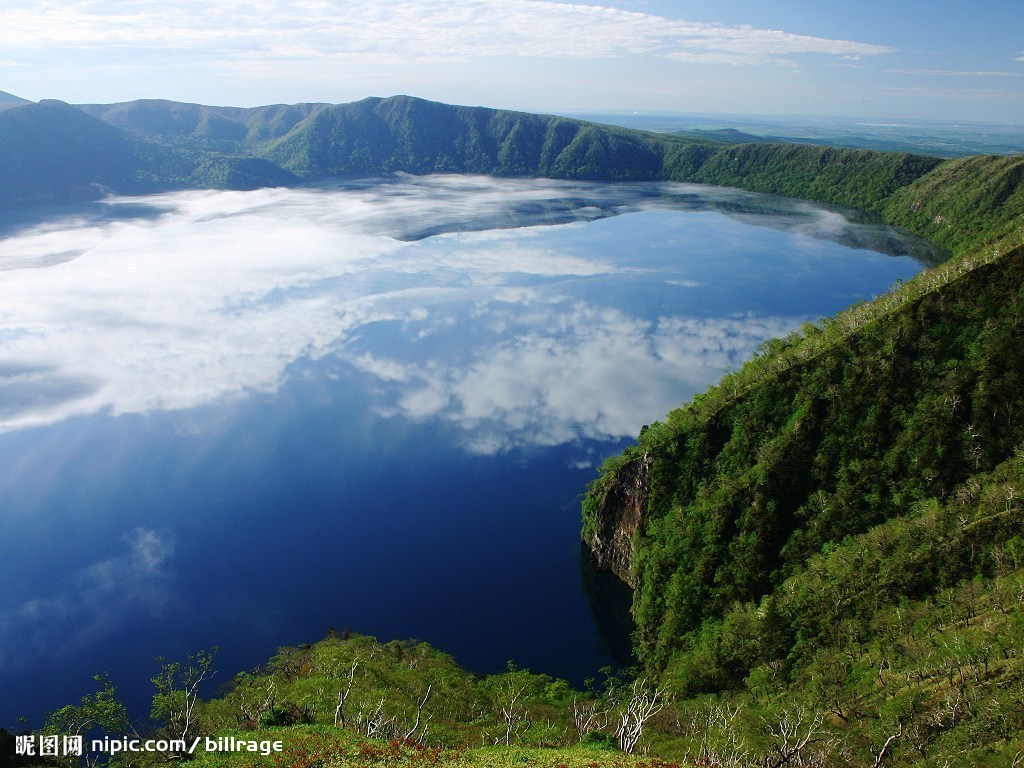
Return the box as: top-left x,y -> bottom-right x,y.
583,453 -> 651,588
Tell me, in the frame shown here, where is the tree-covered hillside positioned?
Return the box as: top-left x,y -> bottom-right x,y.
586,237 -> 1024,660
0,95 -> 953,213
580,116 -> 1024,767
885,154 -> 1024,253
0,100 -> 187,205
686,143 -> 942,212
257,95 -> 683,180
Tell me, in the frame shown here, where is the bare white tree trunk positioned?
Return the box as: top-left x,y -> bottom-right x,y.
761,707 -> 830,768
571,697 -> 610,740
333,660 -> 359,728
615,679 -> 664,754
402,684 -> 432,743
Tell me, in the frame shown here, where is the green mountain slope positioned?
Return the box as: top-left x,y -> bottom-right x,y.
687,143 -> 943,212
579,113 -> 1024,768
585,238 -> 1024,662
0,99 -> 186,204
2,95 -> 959,217
255,95 -> 682,180
78,99 -> 325,152
885,154 -> 1024,253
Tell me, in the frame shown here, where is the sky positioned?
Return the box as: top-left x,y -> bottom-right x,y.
1,1 -> 1022,123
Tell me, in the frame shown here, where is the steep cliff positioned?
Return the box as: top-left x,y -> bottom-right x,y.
582,452 -> 651,588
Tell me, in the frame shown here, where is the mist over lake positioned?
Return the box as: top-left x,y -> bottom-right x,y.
0,176 -> 929,726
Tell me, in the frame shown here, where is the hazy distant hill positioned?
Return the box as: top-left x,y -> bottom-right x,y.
0,89 -> 29,105
78,98 -> 326,151
0,99 -> 191,205
0,99 -> 300,205
573,110 -> 1024,157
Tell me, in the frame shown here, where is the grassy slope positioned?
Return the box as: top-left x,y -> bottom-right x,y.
186,727 -> 679,768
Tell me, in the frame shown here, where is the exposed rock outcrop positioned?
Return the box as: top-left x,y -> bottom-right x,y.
583,452 -> 651,588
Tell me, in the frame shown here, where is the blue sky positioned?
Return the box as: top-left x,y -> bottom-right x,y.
2,0 -> 1022,121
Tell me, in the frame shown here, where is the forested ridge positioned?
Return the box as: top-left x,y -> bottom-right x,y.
4,94 -> 1024,766
0,94 -> 948,213
581,111 -> 1024,765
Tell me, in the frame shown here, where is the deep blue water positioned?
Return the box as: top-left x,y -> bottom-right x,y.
0,177 -> 931,727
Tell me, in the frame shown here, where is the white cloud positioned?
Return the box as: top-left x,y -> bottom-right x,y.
0,0 -> 894,69
0,190 -> 409,428
886,68 -> 1023,78
0,179 -> 628,431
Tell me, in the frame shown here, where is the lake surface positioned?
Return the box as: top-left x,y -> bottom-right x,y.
0,176 -> 931,727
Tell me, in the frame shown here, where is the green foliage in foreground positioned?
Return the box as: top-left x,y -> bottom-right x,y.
21,634 -> 681,766
184,727 -> 676,768
24,555 -> 1024,768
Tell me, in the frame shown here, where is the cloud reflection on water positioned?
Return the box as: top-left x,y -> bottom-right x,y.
0,176 -> 920,442
354,302 -> 796,454
0,528 -> 174,670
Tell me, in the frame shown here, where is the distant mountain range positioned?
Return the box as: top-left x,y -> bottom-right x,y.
0,95 -> 680,205
0,94 -> 949,211
2,93 -> 1022,256
0,89 -> 29,105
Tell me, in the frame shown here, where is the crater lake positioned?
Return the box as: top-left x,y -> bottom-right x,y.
0,176 -> 934,726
